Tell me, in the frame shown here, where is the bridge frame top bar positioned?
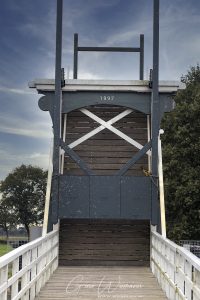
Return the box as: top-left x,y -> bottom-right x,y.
73,33 -> 144,80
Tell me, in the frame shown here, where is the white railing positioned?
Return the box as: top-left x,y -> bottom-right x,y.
0,229 -> 58,300
151,227 -> 200,300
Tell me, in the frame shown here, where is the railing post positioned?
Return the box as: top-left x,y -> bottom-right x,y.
30,247 -> 37,300
158,129 -> 166,238
21,251 -> 29,300
11,258 -> 19,298
0,265 -> 8,300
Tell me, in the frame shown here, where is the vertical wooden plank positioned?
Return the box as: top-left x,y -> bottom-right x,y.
194,269 -> 200,300
36,245 -> 42,296
42,139 -> 53,237
11,257 -> 19,298
158,130 -> 166,238
0,265 -> 8,300
184,260 -> 192,299
147,115 -> 151,172
21,252 -> 29,300
61,114 -> 67,175
30,247 -> 37,300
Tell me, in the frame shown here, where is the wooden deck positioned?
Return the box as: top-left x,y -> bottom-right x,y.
36,266 -> 168,300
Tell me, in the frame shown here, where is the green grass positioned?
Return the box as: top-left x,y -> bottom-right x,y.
0,236 -> 28,241
0,243 -> 13,257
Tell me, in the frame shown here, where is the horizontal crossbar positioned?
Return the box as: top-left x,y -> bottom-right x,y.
78,46 -> 141,53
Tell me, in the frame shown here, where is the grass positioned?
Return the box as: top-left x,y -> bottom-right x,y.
0,243 -> 13,257
0,236 -> 28,241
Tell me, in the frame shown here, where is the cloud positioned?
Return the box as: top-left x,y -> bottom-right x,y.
0,147 -> 50,180
0,86 -> 35,95
0,114 -> 52,139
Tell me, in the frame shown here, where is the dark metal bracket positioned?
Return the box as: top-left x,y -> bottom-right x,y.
73,33 -> 144,80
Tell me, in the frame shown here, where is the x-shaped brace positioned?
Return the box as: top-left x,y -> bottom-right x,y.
68,108 -> 151,156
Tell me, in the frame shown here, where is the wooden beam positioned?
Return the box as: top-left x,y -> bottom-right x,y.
116,141 -> 152,176
80,108 -> 151,155
69,109 -> 133,149
60,140 -> 94,175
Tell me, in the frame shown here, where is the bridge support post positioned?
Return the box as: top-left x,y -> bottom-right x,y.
151,0 -> 161,227
52,0 -> 63,224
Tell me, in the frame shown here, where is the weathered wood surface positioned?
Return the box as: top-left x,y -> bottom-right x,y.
59,220 -> 150,266
63,106 -> 148,176
36,266 -> 168,299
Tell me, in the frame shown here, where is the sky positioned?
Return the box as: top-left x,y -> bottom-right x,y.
0,0 -> 199,180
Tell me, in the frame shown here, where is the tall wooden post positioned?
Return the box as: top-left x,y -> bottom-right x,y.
73,33 -> 78,79
52,0 -> 63,224
151,0 -> 160,226
140,34 -> 144,80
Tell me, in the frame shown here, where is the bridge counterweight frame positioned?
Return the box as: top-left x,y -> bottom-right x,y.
73,33 -> 144,80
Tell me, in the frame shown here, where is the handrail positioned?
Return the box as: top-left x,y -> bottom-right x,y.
151,227 -> 200,300
0,229 -> 59,299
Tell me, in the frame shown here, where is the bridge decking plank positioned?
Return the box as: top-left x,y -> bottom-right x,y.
35,266 -> 167,300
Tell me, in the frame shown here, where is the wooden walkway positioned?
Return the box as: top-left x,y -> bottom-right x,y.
36,266 -> 168,300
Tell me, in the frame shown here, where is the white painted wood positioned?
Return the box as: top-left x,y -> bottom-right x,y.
60,114 -> 67,174
29,79 -> 185,93
80,108 -> 151,155
147,115 -> 151,171
11,257 -> 19,298
0,265 -> 8,300
30,248 -> 37,300
42,140 -> 53,237
0,229 -> 58,300
151,228 -> 200,300
158,130 -> 166,238
68,109 -> 132,149
21,252 -> 29,300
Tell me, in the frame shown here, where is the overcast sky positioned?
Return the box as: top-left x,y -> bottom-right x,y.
0,0 -> 199,180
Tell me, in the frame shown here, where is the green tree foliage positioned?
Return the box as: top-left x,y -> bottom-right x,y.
162,65 -> 200,241
0,199 -> 16,239
0,165 -> 47,240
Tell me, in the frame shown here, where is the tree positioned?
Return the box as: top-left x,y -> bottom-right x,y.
0,199 -> 16,240
162,65 -> 200,241
0,165 -> 47,241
